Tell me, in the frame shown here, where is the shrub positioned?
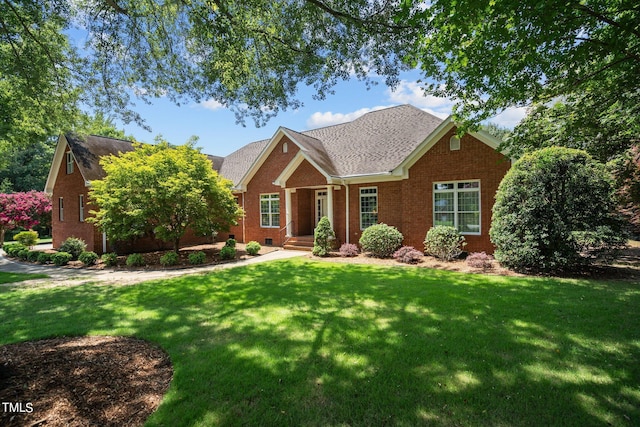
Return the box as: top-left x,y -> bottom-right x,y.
17,248 -> 29,260
160,251 -> 179,266
14,230 -> 38,248
393,246 -> 424,264
466,252 -> 494,270
26,250 -> 41,263
59,237 -> 87,260
126,253 -> 145,267
424,225 -> 466,261
4,244 -> 26,257
359,223 -> 403,258
101,252 -> 118,267
37,252 -> 52,264
225,238 -> 237,248
219,246 -> 236,260
78,251 -> 99,266
312,216 -> 336,257
246,241 -> 261,256
339,243 -> 359,257
51,251 -> 73,266
490,147 -> 627,273
189,251 -> 207,264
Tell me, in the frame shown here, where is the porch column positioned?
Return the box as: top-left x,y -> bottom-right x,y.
285,188 -> 293,237
327,185 -> 334,227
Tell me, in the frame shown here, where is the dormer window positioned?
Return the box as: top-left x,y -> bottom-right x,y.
450,136 -> 461,151
66,151 -> 74,174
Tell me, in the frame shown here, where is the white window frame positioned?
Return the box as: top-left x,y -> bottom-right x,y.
359,187 -> 378,230
59,197 -> 64,221
433,180 -> 481,235
260,193 -> 280,228
66,151 -> 74,174
79,194 -> 85,222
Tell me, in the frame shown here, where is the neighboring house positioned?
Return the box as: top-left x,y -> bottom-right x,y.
45,105 -> 511,254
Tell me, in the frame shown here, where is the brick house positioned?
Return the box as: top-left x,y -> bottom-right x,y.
45,105 -> 511,254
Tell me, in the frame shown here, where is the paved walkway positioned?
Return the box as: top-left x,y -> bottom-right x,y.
0,246 -> 307,286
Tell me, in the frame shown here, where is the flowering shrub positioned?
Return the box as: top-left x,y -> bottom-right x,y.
188,251 -> 207,264
126,253 -> 145,267
359,223 -> 403,258
14,230 -> 38,248
0,191 -> 52,247
393,246 -> 424,264
59,237 -> 87,260
424,225 -> 466,261
466,252 -> 494,270
51,252 -> 73,266
79,251 -> 99,266
246,241 -> 261,255
160,251 -> 179,266
339,243 -> 359,257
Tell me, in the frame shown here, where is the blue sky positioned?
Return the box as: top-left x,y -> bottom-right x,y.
118,70 -> 527,157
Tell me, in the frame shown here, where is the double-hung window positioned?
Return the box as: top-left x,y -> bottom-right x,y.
260,193 -> 280,228
433,181 -> 480,234
79,194 -> 85,222
59,197 -> 64,221
66,151 -> 74,174
360,187 -> 378,230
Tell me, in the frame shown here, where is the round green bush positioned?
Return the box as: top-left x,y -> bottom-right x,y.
17,248 -> 30,260
4,244 -> 26,257
359,223 -> 403,258
126,253 -> 145,267
59,237 -> 87,260
101,252 -> 118,267
160,251 -> 179,266
424,225 -> 466,261
225,238 -> 237,248
490,147 -> 626,273
14,230 -> 38,247
245,241 -> 261,256
219,246 -> 236,260
189,251 -> 207,264
26,250 -> 41,262
37,252 -> 52,264
51,251 -> 73,266
78,251 -> 99,266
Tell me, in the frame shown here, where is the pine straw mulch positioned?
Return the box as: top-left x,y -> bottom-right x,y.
0,336 -> 172,427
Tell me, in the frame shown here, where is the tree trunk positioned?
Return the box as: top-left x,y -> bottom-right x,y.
0,228 -> 5,248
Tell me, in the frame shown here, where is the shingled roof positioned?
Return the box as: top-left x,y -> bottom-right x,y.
222,104 -> 445,187
65,134 -> 136,182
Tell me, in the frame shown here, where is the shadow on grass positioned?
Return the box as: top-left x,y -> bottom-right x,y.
1,258 -> 639,426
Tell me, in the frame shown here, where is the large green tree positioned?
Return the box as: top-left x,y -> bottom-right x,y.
2,1 -> 637,137
89,139 -> 241,251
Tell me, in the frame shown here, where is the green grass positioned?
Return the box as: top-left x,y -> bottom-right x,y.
1,259 -> 639,426
0,271 -> 49,284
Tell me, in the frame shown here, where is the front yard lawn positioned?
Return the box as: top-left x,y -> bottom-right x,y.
0,271 -> 49,284
1,258 -> 638,426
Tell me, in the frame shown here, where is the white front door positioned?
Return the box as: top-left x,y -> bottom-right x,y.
315,191 -> 327,226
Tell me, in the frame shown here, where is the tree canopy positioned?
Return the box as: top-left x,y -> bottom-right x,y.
0,190 -> 52,246
89,140 -> 241,251
2,0 -> 638,140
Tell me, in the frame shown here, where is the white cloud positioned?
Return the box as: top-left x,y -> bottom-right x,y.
487,106 -> 528,129
386,80 -> 454,119
306,105 -> 392,128
198,99 -> 224,111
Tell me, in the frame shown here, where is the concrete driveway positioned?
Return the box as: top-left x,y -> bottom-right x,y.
0,245 -> 307,287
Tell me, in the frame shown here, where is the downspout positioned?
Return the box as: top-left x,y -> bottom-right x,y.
242,192 -> 246,243
344,181 -> 350,244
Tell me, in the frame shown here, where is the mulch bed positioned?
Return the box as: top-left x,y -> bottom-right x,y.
0,336 -> 172,427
